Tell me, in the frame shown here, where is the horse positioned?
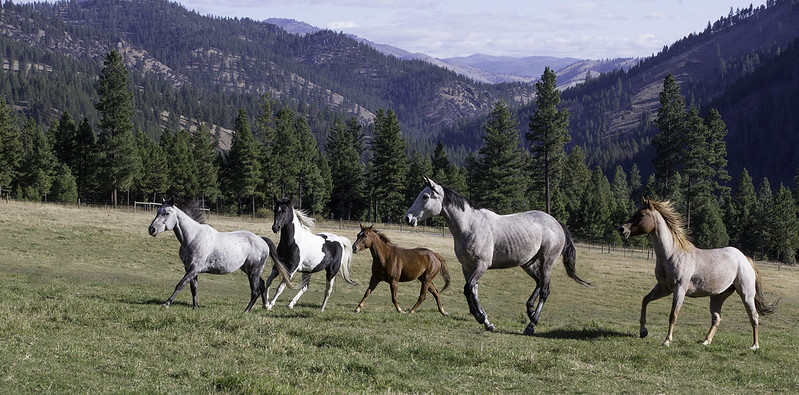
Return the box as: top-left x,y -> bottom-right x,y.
147,198 -> 296,312
618,197 -> 778,349
405,177 -> 591,335
352,224 -> 451,315
264,197 -> 357,311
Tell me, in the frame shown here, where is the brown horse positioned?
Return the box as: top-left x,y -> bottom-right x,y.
352,224 -> 450,315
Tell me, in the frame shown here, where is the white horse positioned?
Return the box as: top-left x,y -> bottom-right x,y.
264,198 -> 357,311
147,199 -> 296,312
618,197 -> 777,349
405,177 -> 591,335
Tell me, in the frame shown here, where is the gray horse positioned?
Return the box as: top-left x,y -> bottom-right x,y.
405,177 -> 591,335
148,199 -> 296,312
619,197 -> 777,349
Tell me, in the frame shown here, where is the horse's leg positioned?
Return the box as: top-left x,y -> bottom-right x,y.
288,273 -> 311,309
463,262 -> 493,331
389,278 -> 404,313
703,290 -> 733,346
737,287 -> 761,350
355,275 -> 381,313
409,275 -> 430,314
258,277 -> 267,308
262,267 -> 279,305
266,269 -> 296,310
427,283 -> 448,316
663,286 -> 688,346
521,262 -> 543,335
640,283 -> 670,339
189,275 -> 199,309
243,271 -> 264,313
320,276 -> 335,312
163,267 -> 198,308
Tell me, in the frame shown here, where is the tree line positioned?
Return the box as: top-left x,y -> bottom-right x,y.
2,52 -> 799,263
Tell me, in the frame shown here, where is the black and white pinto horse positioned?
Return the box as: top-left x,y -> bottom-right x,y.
405,177 -> 592,335
147,199 -> 296,312
264,198 -> 358,311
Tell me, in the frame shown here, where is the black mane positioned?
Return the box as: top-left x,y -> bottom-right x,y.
441,184 -> 478,211
176,199 -> 207,224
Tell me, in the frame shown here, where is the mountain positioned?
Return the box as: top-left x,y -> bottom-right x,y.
265,18 -> 635,86
437,0 -> 799,185
0,0 -> 535,146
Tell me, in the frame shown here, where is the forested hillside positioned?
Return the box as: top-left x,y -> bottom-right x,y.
0,0 -> 534,146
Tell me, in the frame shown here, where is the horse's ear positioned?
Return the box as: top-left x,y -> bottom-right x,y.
368,224 -> 374,230
642,196 -> 652,208
166,196 -> 175,206
359,223 -> 366,230
424,176 -> 434,188
274,196 -> 280,205
289,198 -> 298,208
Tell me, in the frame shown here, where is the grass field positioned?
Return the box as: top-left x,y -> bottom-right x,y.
1,201 -> 798,393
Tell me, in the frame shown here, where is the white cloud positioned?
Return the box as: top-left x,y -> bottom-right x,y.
326,21 -> 358,29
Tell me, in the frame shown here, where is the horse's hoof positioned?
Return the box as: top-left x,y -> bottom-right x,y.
440,311 -> 449,317
701,340 -> 711,346
523,324 -> 536,336
662,340 -> 670,347
354,307 -> 361,313
484,322 -> 495,332
750,344 -> 760,351
161,303 -> 170,309
640,328 -> 648,338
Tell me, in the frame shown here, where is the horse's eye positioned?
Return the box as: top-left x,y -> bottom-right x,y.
423,194 -> 429,201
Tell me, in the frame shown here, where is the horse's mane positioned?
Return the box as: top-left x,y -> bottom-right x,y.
294,208 -> 316,230
169,199 -> 206,224
442,185 -> 479,211
650,200 -> 693,251
370,228 -> 392,244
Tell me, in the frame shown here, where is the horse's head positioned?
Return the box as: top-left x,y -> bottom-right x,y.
405,177 -> 445,226
352,224 -> 375,254
148,198 -> 178,237
272,197 -> 295,233
618,197 -> 657,239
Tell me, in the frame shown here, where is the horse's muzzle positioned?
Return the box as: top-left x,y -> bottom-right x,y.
148,226 -> 158,236
618,225 -> 630,239
405,214 -> 418,227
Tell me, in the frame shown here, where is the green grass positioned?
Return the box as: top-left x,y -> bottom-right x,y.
1,201 -> 798,393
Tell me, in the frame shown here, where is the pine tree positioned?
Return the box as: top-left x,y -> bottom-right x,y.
135,132 -> 169,202
0,98 -> 22,198
95,50 -> 140,206
753,178 -> 773,259
294,116 -> 325,211
610,165 -> 633,243
693,198 -> 729,248
474,100 -> 527,214
50,111 -> 78,172
628,163 -> 643,204
327,117 -> 365,220
50,163 -> 78,203
682,106 -> 713,228
406,150 -> 432,205
17,118 -> 57,201
273,105 -> 300,199
574,167 -> 612,243
163,129 -> 199,198
729,169 -> 757,252
191,124 -> 220,204
769,184 -> 799,263
704,108 -> 731,198
370,109 -> 409,222
562,145 -> 591,225
225,109 -> 262,216
74,117 -> 97,202
253,95 -> 280,202
527,67 -> 571,214
653,74 -> 686,198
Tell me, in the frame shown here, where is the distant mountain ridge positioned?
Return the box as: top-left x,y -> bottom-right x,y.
264,18 -> 635,86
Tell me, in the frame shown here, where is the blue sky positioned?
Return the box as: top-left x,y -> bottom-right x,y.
175,0 -> 763,59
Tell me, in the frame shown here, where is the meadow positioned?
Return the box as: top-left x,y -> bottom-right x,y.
1,200 -> 797,394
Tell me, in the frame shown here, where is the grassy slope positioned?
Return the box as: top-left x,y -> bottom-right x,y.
0,201 -> 797,393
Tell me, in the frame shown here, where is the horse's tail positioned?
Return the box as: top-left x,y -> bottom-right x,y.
748,257 -> 778,315
262,237 -> 299,290
559,222 -> 592,287
434,252 -> 450,293
339,238 -> 358,286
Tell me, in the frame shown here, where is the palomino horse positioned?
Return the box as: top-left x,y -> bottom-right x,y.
147,199 -> 295,312
264,198 -> 357,311
405,177 -> 591,335
618,197 -> 777,349
352,224 -> 450,315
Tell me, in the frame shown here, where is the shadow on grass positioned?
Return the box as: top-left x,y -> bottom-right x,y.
535,327 -> 636,340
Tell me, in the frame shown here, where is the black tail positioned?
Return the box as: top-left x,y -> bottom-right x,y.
749,258 -> 778,315
560,222 -> 591,287
262,237 -> 299,290
435,252 -> 451,293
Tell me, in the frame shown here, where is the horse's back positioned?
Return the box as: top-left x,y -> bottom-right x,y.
685,246 -> 753,297
487,210 -> 565,267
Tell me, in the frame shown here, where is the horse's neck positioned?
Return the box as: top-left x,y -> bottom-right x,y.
441,204 -> 481,239
368,237 -> 391,264
649,213 -> 680,262
173,209 -> 203,245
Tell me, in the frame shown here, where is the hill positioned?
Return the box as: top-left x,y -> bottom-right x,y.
0,0 -> 535,145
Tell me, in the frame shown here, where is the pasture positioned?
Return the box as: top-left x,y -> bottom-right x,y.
1,201 -> 797,393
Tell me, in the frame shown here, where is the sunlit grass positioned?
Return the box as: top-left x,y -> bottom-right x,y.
0,201 -> 797,393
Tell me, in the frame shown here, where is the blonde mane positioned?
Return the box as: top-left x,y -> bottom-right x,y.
294,209 -> 316,230
649,200 -> 694,251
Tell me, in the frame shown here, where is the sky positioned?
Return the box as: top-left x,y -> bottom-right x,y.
174,0 -> 764,60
